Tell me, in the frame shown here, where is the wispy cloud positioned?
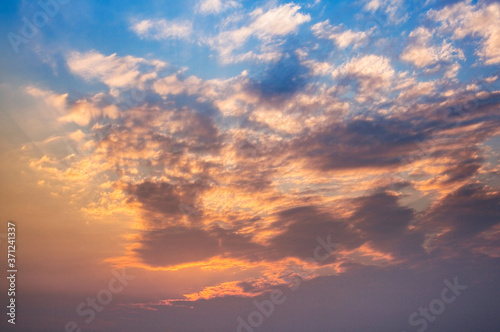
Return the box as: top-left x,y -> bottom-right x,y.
312,20 -> 372,49
207,3 -> 311,63
131,19 -> 193,40
363,0 -> 408,24
196,0 -> 240,14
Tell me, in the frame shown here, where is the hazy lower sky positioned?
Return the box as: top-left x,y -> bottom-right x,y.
1,0 -> 499,331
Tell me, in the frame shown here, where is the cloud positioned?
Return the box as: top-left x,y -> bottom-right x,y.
349,192 -> 425,260
134,223 -> 266,267
129,181 -> 432,269
59,94 -> 119,126
132,197 -> 413,269
332,54 -> 394,83
26,86 -> 68,113
246,4 -> 310,39
268,205 -> 361,260
401,26 -> 465,68
130,3 -> 310,64
312,20 -> 372,49
288,117 -> 426,172
131,19 -> 193,40
196,0 -> 240,14
153,74 -> 203,96
428,0 -> 500,65
25,86 -> 117,130
363,0 -> 408,24
135,226 -> 221,267
125,181 -> 198,222
66,50 -> 166,89
208,3 -> 310,63
331,54 -> 397,102
424,183 -> 500,246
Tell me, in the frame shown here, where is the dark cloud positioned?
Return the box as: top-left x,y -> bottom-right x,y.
350,192 -> 426,259
283,89 -> 500,173
425,183 -> 500,246
268,205 -> 361,261
134,203 -> 355,267
134,224 -> 266,267
229,166 -> 275,193
290,118 -> 425,170
126,182 -> 181,216
134,226 -> 221,266
169,108 -> 223,154
442,158 -> 482,184
248,51 -> 309,100
132,191 -> 432,268
133,204 -> 353,267
126,180 -> 208,225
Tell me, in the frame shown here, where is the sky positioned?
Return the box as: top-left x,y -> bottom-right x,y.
0,0 -> 500,331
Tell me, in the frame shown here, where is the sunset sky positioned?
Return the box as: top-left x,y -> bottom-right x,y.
1,0 -> 500,331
